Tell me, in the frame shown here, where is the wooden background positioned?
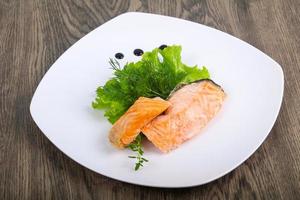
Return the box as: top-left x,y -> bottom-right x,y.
1,0 -> 299,199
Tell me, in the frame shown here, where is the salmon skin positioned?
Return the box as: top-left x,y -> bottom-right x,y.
142,79 -> 226,153
109,97 -> 171,148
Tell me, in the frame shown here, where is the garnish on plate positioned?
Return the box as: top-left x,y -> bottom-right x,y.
92,45 -> 209,123
128,135 -> 148,171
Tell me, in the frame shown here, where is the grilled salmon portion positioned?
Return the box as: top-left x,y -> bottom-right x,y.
109,97 -> 170,148
142,80 -> 226,153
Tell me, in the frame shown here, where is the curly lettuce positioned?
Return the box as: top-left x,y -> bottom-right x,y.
92,45 -> 210,123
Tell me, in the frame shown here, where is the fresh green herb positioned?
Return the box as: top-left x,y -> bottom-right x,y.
109,58 -> 121,71
92,45 -> 210,124
128,135 -> 148,170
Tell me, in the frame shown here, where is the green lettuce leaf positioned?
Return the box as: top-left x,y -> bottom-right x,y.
92,45 -> 210,123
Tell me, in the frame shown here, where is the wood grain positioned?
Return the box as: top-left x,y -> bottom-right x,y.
1,0 -> 300,199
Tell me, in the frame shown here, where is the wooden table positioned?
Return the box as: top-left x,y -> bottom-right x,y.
1,0 -> 299,199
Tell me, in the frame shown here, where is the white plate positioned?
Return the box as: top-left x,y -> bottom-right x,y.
30,12 -> 284,188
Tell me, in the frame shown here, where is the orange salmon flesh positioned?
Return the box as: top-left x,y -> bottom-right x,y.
109,97 -> 171,148
142,80 -> 226,152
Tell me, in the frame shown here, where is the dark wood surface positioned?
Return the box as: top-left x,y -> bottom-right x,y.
1,0 -> 300,199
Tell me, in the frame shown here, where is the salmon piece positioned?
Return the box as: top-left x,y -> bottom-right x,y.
142,79 -> 226,153
109,97 -> 170,148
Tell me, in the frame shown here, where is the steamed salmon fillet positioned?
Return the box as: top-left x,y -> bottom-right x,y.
109,97 -> 170,148
142,80 -> 226,153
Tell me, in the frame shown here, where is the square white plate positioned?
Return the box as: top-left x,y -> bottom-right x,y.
30,12 -> 284,188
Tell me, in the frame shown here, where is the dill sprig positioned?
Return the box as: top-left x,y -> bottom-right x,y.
109,58 -> 121,71
109,58 -> 164,99
128,134 -> 148,171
